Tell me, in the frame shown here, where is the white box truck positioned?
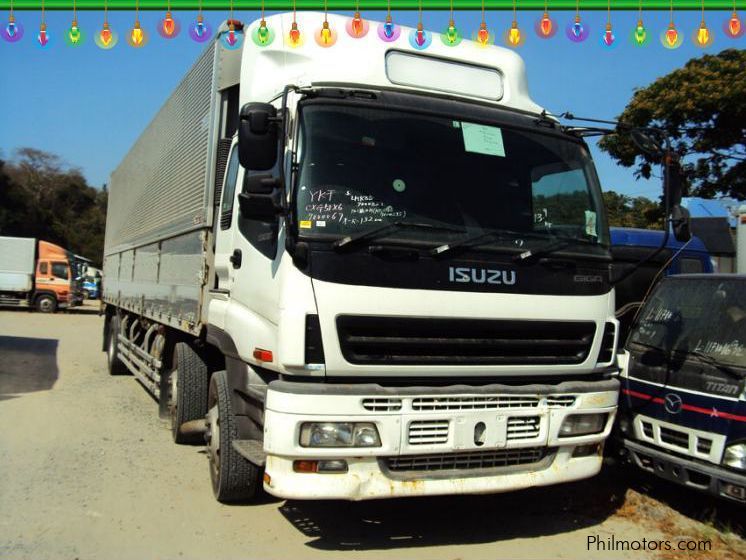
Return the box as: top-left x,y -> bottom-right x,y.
0,236 -> 78,312
102,12 -> 622,503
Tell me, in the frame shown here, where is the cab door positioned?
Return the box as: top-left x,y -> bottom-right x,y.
209,142 -> 241,329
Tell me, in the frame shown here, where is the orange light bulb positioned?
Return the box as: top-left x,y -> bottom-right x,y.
162,11 -> 175,36
728,12 -> 741,36
289,21 -> 300,44
665,23 -> 678,46
477,22 -> 489,45
351,11 -> 363,36
100,22 -> 112,45
540,12 -> 552,36
321,21 -> 331,44
131,21 -> 143,45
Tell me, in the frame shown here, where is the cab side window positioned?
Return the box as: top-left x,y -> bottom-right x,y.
220,147 -> 240,230
51,262 -> 69,280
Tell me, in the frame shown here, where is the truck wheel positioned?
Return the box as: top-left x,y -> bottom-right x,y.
169,342 -> 208,444
206,370 -> 259,503
106,316 -> 129,376
35,294 -> 57,313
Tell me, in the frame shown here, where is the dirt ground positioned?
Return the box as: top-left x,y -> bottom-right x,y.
0,304 -> 744,560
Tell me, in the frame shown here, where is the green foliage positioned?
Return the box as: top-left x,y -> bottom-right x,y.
602,191 -> 663,230
599,49 -> 746,199
0,148 -> 107,265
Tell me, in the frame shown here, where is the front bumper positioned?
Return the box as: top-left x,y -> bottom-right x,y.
262,378 -> 619,501
625,439 -> 746,505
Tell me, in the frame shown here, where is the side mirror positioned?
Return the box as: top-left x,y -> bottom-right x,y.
238,191 -> 283,221
670,205 -> 691,243
238,102 -> 279,171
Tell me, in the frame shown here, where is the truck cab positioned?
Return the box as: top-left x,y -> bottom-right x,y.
35,241 -> 76,312
618,275 -> 746,505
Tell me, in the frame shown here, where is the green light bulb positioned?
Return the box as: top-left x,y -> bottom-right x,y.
634,19 -> 647,45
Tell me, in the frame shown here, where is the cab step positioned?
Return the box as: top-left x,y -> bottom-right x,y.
232,439 -> 266,467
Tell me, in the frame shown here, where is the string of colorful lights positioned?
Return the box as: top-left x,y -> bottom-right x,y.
2,1 -> 743,48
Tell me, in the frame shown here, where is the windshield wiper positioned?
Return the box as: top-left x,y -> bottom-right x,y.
431,228 -> 551,258
332,221 -> 466,251
512,236 -> 599,264
682,350 -> 745,380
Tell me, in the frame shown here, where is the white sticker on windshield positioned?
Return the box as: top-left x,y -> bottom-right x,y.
461,122 -> 506,157
585,210 -> 598,237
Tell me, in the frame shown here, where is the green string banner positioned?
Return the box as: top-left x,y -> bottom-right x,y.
1,0 -> 739,9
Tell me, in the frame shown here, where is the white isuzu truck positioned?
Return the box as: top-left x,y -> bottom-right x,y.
102,12 -> 621,503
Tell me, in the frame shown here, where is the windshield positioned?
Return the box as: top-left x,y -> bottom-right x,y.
294,104 -> 609,252
629,278 -> 746,368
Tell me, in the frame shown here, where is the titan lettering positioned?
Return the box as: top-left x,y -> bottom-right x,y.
448,267 -> 516,285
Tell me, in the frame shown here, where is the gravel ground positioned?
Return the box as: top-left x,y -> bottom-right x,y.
0,304 -> 743,560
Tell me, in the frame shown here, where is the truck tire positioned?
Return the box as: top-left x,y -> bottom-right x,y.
206,370 -> 259,503
169,342 -> 209,444
35,294 -> 57,313
106,315 -> 129,376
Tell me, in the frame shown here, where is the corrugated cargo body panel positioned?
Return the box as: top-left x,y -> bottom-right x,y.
104,42 -> 217,255
103,231 -> 205,335
0,236 -> 36,292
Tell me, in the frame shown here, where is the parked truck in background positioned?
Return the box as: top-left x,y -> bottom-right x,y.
611,227 -> 713,342
618,274 -> 746,505
0,236 -> 77,313
101,12 -> 662,503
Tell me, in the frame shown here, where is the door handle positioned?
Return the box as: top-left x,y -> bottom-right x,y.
229,249 -> 242,269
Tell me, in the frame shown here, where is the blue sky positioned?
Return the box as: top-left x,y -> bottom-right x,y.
0,9 -> 743,200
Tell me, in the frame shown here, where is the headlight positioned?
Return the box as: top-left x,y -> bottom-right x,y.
559,413 -> 607,437
299,422 -> 381,448
723,443 -> 746,471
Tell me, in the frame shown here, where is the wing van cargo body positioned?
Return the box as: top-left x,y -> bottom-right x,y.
0,236 -> 77,313
102,13 -> 621,503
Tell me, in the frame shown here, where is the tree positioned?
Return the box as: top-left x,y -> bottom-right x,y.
599,49 -> 746,199
0,148 -> 107,265
602,191 -> 663,229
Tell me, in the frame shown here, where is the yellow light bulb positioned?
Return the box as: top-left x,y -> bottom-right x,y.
696,21 -> 710,46
508,21 -> 521,46
131,21 -> 143,45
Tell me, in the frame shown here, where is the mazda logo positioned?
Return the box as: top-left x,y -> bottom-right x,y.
664,393 -> 683,415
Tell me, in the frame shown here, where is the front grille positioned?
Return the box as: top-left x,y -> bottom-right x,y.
696,437 -> 712,454
642,421 -> 654,439
386,447 -> 547,472
597,322 -> 616,364
660,426 -> 689,449
412,396 -> 539,411
546,395 -> 576,408
362,398 -> 402,412
507,416 -> 541,440
408,420 -> 449,445
337,316 -> 596,366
